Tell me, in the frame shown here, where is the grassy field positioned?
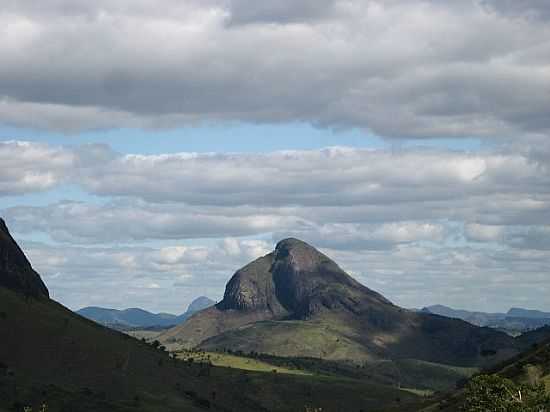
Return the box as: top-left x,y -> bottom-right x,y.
173,347 -> 475,408
177,348 -> 478,389
392,359 -> 478,391
176,349 -> 313,376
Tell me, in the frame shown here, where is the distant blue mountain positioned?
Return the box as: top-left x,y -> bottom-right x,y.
422,304 -> 550,333
507,307 -> 550,319
77,296 -> 215,329
185,296 -> 215,315
421,304 -> 504,325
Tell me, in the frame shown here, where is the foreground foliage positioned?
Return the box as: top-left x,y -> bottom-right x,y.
462,374 -> 550,412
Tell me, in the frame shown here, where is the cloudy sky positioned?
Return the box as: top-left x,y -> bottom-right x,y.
1,0 -> 549,314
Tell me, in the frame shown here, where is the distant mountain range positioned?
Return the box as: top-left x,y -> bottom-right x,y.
421,304 -> 550,333
77,296 -> 215,329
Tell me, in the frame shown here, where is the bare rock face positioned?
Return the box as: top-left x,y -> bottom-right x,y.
217,238 -> 392,319
271,238 -> 392,318
0,218 -> 49,299
217,253 -> 284,313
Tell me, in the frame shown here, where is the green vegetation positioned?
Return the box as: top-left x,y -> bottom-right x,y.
197,317 -> 384,364
173,346 -> 477,409
423,336 -> 550,411
178,347 -> 477,391
0,286 -> 427,411
176,349 -> 313,376
392,359 -> 478,391
462,374 -> 549,411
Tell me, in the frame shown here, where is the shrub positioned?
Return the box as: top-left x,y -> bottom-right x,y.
462,374 -> 550,412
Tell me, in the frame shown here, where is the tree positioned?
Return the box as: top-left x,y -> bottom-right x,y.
462,374 -> 550,412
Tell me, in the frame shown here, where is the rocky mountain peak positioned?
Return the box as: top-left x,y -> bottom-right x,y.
273,238 -> 333,273
0,218 -> 49,299
186,296 -> 216,314
217,238 -> 391,318
217,252 -> 283,313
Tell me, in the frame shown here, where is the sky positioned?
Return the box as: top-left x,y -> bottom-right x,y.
1,0 -> 549,314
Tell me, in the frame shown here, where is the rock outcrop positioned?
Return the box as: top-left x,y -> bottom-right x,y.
0,218 -> 49,299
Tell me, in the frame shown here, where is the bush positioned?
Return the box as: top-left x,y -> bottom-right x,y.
462,374 -> 550,412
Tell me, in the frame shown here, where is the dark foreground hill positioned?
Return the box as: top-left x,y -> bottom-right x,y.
0,219 -> 424,412
161,238 -> 540,368
0,219 -> 48,299
77,296 -> 215,330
